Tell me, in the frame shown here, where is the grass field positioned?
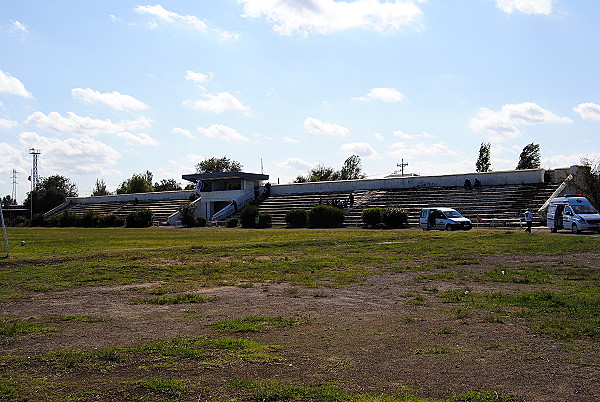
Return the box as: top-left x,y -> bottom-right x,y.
1,227 -> 599,401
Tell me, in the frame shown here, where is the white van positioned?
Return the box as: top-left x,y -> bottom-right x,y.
547,195 -> 600,234
419,208 -> 472,231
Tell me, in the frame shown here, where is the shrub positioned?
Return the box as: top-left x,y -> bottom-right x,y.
125,208 -> 154,228
361,208 -> 381,228
256,212 -> 272,229
381,207 -> 409,229
285,209 -> 308,228
80,210 -> 99,227
29,213 -> 46,227
178,202 -> 198,228
59,211 -> 80,227
308,205 -> 344,228
240,205 -> 259,228
226,218 -> 238,228
195,216 -> 207,227
97,214 -> 124,227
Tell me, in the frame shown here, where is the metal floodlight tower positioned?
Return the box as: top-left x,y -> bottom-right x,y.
29,148 -> 42,189
11,169 -> 18,202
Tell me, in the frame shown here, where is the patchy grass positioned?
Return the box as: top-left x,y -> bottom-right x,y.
131,294 -> 218,305
211,316 -> 303,333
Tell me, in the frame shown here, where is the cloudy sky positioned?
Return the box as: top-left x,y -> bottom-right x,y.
1,0 -> 599,199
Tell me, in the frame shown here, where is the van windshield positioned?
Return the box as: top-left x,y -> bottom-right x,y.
443,211 -> 463,218
573,205 -> 598,214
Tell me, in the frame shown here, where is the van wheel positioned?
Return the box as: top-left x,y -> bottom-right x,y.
445,225 -> 452,231
571,224 -> 580,234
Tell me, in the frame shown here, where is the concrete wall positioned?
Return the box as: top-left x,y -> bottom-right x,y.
271,168 -> 547,196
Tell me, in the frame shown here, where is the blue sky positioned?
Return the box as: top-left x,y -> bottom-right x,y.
1,0 -> 599,200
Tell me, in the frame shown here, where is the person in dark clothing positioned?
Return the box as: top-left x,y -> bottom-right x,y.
464,178 -> 472,190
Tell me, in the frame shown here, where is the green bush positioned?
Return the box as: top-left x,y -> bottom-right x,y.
178,202 -> 198,228
226,218 -> 238,228
97,214 -> 124,227
361,208 -> 381,228
308,205 -> 344,228
59,211 -> 80,227
195,216 -> 207,227
240,205 -> 259,228
29,213 -> 46,227
80,210 -> 99,227
256,212 -> 272,229
125,208 -> 154,228
285,209 -> 308,228
381,207 -> 408,228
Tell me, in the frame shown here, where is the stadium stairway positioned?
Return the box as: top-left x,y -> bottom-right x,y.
258,183 -> 559,227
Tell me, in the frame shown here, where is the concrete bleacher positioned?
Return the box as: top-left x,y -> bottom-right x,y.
257,183 -> 559,227
46,191 -> 196,224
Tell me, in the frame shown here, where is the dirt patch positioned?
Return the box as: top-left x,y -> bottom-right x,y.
1,253 -> 599,401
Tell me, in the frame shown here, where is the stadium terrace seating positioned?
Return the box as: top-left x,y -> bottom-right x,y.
47,192 -> 194,225
257,183 -> 559,227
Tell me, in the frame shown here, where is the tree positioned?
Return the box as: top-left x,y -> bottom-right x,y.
2,195 -> 17,208
195,156 -> 242,173
340,155 -> 367,180
116,171 -> 154,194
91,179 -> 111,196
293,155 -> 366,183
573,158 -> 600,209
153,178 -> 182,192
23,175 -> 78,215
476,142 -> 491,172
516,143 -> 541,170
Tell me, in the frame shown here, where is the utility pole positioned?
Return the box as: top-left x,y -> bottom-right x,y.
397,159 -> 408,176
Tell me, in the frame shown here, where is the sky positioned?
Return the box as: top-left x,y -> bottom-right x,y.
1,0 -> 600,200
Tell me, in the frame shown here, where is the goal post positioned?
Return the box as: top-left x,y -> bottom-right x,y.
0,203 -> 8,258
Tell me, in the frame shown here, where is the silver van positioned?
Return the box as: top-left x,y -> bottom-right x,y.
419,208 -> 472,231
547,195 -> 600,233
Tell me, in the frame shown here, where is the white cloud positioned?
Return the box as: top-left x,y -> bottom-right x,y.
353,87 -> 405,102
469,102 -> 572,141
172,127 -> 196,139
573,102 -> 600,122
393,130 -> 436,140
116,132 -> 159,146
283,136 -> 300,144
185,70 -> 211,85
495,0 -> 553,15
0,118 -> 19,129
387,141 -> 458,158
71,88 -> 149,111
134,4 -> 239,40
341,142 -> 378,157
18,131 -> 121,176
25,111 -> 152,135
197,124 -> 251,143
304,117 -> 349,137
135,4 -> 208,31
184,92 -> 251,114
0,142 -> 27,177
9,20 -> 29,33
278,157 -> 315,171
239,0 -> 422,35
373,133 -> 385,141
0,69 -> 32,98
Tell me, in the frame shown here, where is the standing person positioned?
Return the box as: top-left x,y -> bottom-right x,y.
524,208 -> 533,233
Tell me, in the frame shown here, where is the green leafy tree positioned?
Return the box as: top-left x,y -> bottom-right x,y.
91,179 -> 111,196
2,195 -> 17,208
340,155 -> 367,180
573,158 -> 600,209
195,156 -> 242,173
153,178 -> 182,192
294,155 -> 366,183
116,171 -> 154,194
516,143 -> 541,170
23,175 -> 78,215
476,142 -> 492,172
